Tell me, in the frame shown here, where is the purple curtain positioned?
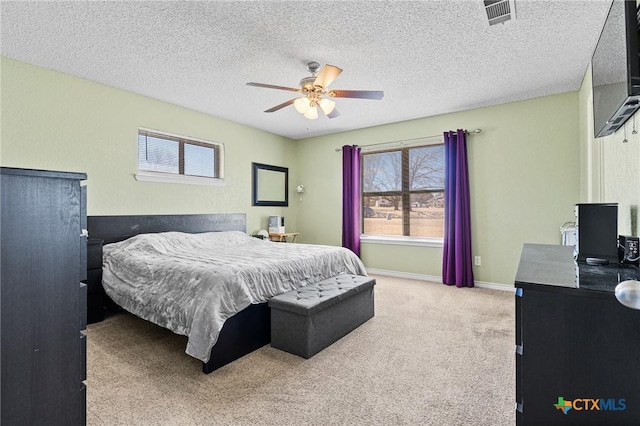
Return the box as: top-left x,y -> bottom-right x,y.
442,130 -> 474,288
342,145 -> 361,257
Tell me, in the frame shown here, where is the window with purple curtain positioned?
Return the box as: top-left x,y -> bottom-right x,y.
342,145 -> 361,257
442,130 -> 474,288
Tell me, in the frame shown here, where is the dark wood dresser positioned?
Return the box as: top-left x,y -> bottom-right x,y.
515,243 -> 640,425
1,167 -> 87,425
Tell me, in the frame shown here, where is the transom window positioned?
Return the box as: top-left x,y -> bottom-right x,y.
137,128 -> 223,180
362,144 -> 445,238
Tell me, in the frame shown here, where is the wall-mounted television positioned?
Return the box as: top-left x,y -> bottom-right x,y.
592,0 -> 640,138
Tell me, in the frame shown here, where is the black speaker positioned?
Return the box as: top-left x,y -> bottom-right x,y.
575,203 -> 618,262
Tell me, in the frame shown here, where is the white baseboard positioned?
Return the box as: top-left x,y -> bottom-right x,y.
474,280 -> 514,291
365,268 -> 514,292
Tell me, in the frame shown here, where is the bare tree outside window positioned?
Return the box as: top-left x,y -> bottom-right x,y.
362,144 -> 444,238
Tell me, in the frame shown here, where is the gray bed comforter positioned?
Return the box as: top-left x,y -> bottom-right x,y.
102,231 -> 366,362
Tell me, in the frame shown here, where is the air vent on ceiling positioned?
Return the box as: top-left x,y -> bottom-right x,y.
483,0 -> 516,26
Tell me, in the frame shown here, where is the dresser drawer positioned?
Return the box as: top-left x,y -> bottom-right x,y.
80,332 -> 86,381
80,383 -> 87,425
79,283 -> 87,330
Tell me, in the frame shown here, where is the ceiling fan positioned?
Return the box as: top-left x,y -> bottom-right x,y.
246,62 -> 384,120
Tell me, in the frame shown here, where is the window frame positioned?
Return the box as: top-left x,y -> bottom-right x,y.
360,142 -> 445,246
135,127 -> 225,187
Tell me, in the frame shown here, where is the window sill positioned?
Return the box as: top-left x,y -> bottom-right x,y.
135,171 -> 225,187
360,234 -> 444,248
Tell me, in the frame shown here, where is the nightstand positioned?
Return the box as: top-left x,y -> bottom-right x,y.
83,238 -> 104,324
269,232 -> 299,243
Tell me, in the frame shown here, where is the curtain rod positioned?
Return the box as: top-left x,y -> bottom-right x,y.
334,129 -> 482,152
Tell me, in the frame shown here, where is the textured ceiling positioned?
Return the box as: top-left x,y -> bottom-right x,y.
1,0 -> 613,140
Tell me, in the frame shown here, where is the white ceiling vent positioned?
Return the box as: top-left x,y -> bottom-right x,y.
483,0 -> 517,26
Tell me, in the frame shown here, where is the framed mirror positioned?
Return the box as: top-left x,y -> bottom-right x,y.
252,162 -> 288,207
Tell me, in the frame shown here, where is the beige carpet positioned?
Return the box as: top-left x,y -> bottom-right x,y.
86,275 -> 515,425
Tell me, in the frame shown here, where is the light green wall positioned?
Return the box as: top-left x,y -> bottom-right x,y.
1,57 -> 299,233
602,126 -> 640,236
296,93 -> 581,286
579,63 -> 640,236
2,56 -> 585,286
579,64 -> 595,203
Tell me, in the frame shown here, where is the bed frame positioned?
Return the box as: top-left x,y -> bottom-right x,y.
87,213 -> 271,374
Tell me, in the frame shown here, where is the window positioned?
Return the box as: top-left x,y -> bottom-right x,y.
362,144 -> 444,239
136,128 -> 224,185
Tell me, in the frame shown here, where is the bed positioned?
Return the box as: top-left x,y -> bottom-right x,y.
87,213 -> 366,373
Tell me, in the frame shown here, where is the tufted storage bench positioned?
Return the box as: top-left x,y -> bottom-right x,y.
268,274 -> 375,358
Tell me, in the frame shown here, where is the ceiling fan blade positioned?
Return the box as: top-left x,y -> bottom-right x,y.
247,82 -> 299,92
264,98 -> 295,113
313,65 -> 343,89
330,90 -> 384,100
327,108 -> 341,119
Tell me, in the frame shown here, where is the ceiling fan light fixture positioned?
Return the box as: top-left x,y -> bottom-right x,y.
318,98 -> 336,115
294,97 -> 310,113
246,62 -> 383,120
304,106 -> 318,120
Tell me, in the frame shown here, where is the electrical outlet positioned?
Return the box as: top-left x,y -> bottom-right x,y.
474,256 -> 481,266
